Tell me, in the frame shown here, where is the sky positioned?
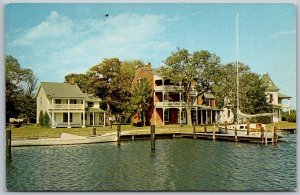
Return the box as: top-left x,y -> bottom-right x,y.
5,3 -> 296,108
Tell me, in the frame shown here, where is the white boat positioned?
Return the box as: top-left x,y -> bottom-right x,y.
12,132 -> 117,147
219,123 -> 266,136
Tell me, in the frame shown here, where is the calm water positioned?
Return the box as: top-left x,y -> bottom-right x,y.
7,134 -> 297,191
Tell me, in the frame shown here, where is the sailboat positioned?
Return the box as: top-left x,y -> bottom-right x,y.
219,12 -> 275,136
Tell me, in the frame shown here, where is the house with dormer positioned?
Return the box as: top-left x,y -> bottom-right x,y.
132,63 -> 221,126
35,79 -> 106,128
261,73 -> 291,122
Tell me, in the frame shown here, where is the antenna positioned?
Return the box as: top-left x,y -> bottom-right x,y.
236,12 -> 239,124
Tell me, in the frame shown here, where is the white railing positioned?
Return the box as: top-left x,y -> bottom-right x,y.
51,104 -> 84,110
155,101 -> 186,108
154,86 -> 163,91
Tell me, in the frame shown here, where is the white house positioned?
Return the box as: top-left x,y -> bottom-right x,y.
35,80 -> 106,128
219,73 -> 291,123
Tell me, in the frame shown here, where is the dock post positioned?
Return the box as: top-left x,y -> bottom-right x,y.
6,129 -> 11,159
117,123 -> 121,146
151,125 -> 155,150
93,127 -> 96,136
234,124 -> 238,142
273,126 -> 278,145
246,122 -> 250,136
204,123 -> 207,133
193,122 -> 196,139
260,126 -> 264,144
213,127 -> 216,141
225,121 -> 227,134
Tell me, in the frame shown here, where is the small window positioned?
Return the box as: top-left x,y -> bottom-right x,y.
55,99 -> 61,104
88,102 -> 94,108
228,110 -> 231,118
70,99 -> 77,104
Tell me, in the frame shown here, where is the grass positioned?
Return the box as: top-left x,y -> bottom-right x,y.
7,122 -> 296,140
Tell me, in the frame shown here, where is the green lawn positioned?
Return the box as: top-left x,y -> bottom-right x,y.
7,122 -> 296,140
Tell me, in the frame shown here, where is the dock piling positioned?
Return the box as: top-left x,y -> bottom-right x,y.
246,122 -> 250,136
193,122 -> 196,139
213,127 -> 216,141
204,123 -> 207,133
260,126 -> 264,144
93,127 -> 96,136
117,123 -> 121,146
151,125 -> 155,150
234,124 -> 238,142
273,126 -> 278,144
6,129 -> 11,159
225,121 -> 227,134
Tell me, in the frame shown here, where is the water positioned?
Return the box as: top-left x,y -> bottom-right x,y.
6,134 -> 297,191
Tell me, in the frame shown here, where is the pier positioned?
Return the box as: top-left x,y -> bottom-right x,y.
120,132 -> 276,144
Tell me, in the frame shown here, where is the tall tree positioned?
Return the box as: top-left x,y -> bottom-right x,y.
131,78 -> 152,126
160,48 -> 221,126
5,55 -> 38,123
211,62 -> 270,122
87,58 -> 139,122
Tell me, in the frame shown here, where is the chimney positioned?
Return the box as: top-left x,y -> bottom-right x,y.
145,63 -> 152,71
68,76 -> 75,85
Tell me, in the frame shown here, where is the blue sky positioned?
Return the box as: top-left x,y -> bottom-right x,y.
5,3 -> 296,108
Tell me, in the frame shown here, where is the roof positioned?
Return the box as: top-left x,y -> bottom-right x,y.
38,82 -> 86,98
261,73 -> 279,92
84,94 -> 102,102
278,92 -> 291,99
203,93 -> 216,99
87,107 -> 105,113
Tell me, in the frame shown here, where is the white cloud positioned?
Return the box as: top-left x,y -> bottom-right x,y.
9,11 -> 173,81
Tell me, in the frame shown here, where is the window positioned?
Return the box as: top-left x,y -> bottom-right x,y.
88,102 -> 94,108
63,113 -> 73,122
55,99 -> 61,104
40,97 -> 42,107
228,110 -> 231,118
69,99 -> 77,104
164,109 -> 170,122
269,94 -> 274,103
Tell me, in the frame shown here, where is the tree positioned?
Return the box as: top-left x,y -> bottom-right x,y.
43,112 -> 50,127
211,62 -> 271,122
131,78 -> 152,126
64,73 -> 91,94
87,58 -> 140,122
39,110 -> 44,127
5,55 -> 38,123
160,48 -> 221,126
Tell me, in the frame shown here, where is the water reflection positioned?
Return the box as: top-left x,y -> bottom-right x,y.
7,134 -> 296,191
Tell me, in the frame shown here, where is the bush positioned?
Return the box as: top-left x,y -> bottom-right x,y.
250,116 -> 272,124
39,110 -> 44,127
43,112 -> 50,127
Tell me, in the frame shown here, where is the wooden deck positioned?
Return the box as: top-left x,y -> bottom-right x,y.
120,132 -> 276,144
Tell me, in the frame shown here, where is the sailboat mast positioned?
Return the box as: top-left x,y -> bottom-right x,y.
236,12 -> 239,124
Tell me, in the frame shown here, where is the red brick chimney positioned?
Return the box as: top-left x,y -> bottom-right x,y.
68,76 -> 75,85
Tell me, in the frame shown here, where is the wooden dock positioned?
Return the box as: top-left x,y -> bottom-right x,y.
120,132 -> 275,144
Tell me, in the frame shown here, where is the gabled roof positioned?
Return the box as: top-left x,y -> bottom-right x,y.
261,73 -> 279,92
278,92 -> 291,99
37,82 -> 86,98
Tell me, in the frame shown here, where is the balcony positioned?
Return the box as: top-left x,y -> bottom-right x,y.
154,85 -> 183,92
155,101 -> 186,108
50,104 -> 84,110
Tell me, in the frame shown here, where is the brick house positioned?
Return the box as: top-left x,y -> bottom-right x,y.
132,63 -> 221,126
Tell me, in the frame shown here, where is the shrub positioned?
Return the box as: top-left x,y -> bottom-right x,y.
39,110 -> 44,127
43,112 -> 50,127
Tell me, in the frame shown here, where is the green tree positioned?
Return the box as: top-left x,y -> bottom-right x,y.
39,110 -> 44,127
160,48 -> 221,126
87,58 -> 138,122
131,78 -> 152,126
5,55 -> 38,123
43,112 -> 50,127
211,62 -> 270,122
64,73 -> 91,93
